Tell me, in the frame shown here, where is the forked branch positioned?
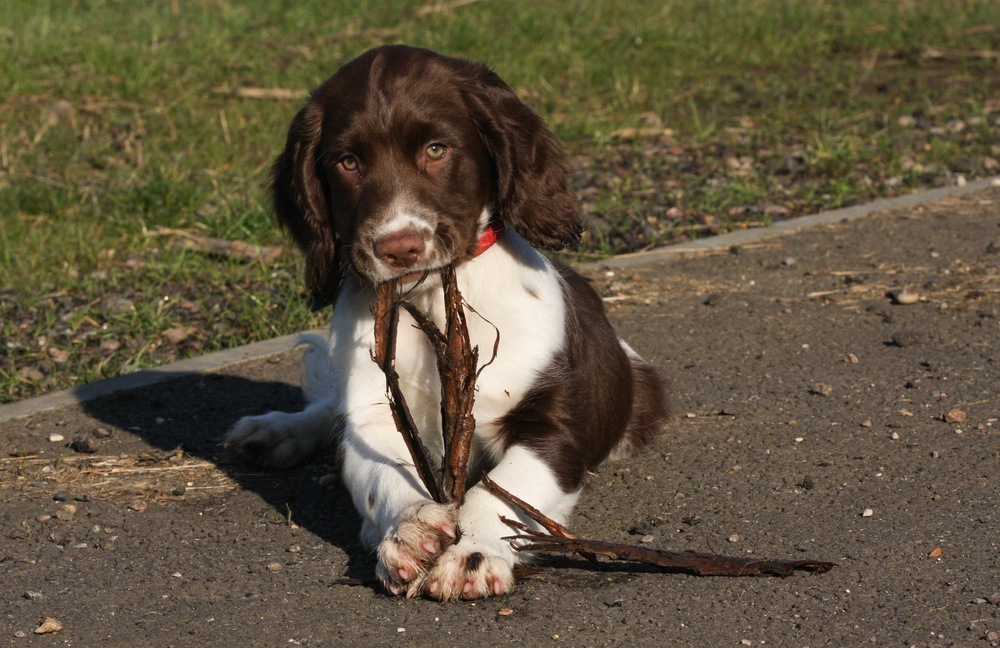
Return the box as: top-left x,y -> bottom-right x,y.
482,473 -> 836,577
372,266 -> 479,506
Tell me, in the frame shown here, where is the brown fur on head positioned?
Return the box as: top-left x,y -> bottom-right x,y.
270,45 -> 583,306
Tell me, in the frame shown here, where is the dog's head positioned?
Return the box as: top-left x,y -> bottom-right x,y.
272,45 -> 582,307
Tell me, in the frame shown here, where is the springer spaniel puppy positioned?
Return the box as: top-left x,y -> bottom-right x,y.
225,45 -> 669,601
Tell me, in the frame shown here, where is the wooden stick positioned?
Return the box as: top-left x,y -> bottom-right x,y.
373,282 -> 443,503
150,227 -> 283,262
481,473 -> 575,539
209,86 -> 305,100
506,533 -> 836,577
383,268 -> 479,505
438,266 -> 478,504
373,267 -> 480,505
483,472 -> 836,578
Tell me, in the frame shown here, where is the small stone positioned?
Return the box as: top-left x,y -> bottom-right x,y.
47,347 -> 69,363
23,591 -> 43,601
974,598 -> 988,605
846,353 -> 860,364
35,515 -> 51,523
92,427 -> 112,439
943,409 -> 966,424
890,331 -> 919,348
70,436 -> 98,454
34,618 -> 63,634
99,338 -> 121,352
640,535 -> 655,543
163,326 -> 193,344
53,492 -> 72,502
741,641 -> 753,647
728,534 -> 740,543
928,547 -> 943,558
128,499 -> 148,513
987,631 -> 999,642
629,519 -> 656,535
989,592 -> 1000,605
19,368 -> 45,382
810,383 -> 833,397
703,292 -> 724,306
888,290 -> 920,305
47,434 -> 64,443
862,508 -> 874,517
781,257 -> 796,267
169,486 -> 186,496
287,545 -> 301,553
891,432 -> 900,440
266,562 -> 283,572
498,608 -> 514,616
800,475 -> 815,490
14,630 -> 26,638
861,419 -> 873,428
74,493 -> 90,502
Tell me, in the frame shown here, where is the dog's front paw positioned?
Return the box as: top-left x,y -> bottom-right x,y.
376,501 -> 458,596
225,413 -> 318,469
414,541 -> 515,601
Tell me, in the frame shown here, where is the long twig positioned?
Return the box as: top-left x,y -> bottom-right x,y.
373,281 -> 443,503
373,268 -> 479,505
437,266 -> 478,504
482,475 -> 835,577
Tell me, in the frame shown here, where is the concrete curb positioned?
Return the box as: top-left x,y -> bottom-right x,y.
3,177 -> 997,423
0,329 -> 325,424
581,176 -> 1000,270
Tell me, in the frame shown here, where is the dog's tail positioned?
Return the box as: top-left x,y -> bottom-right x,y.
298,332 -> 339,405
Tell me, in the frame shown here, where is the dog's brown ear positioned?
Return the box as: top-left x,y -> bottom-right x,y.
271,100 -> 342,309
460,65 -> 583,251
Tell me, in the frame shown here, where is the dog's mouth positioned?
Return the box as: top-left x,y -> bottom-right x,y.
388,266 -> 442,287
352,265 -> 443,291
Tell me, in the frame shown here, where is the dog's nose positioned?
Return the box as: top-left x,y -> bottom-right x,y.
374,230 -> 426,268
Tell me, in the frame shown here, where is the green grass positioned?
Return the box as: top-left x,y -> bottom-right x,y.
2,0 -> 999,403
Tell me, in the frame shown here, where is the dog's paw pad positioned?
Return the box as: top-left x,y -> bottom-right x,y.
376,501 -> 458,595
224,416 -> 312,469
414,544 -> 514,601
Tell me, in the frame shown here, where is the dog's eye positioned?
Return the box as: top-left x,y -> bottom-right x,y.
340,155 -> 360,173
425,144 -> 447,161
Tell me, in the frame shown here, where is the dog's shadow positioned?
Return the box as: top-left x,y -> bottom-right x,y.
77,362 -> 377,586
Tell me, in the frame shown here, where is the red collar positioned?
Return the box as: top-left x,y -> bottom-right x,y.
473,220 -> 505,257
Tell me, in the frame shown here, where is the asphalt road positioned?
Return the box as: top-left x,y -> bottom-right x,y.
2,187 -> 998,647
